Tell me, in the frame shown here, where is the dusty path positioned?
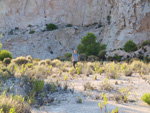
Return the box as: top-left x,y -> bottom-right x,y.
31,74 -> 150,113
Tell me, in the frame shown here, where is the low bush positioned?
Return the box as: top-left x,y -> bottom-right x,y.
144,55 -> 150,63
28,25 -> 32,27
29,31 -> 35,34
98,50 -> 106,60
45,59 -> 51,65
64,53 -> 72,58
33,79 -> 44,94
26,55 -> 32,62
3,58 -> 11,66
107,16 -> 111,25
79,53 -> 87,61
32,58 -> 40,62
66,24 -> 73,27
7,62 -> 18,75
84,82 -> 94,91
114,54 -> 122,62
48,83 -> 56,93
100,78 -> 113,91
104,62 -> 120,79
130,60 -> 148,74
115,87 -> 130,103
83,66 -> 93,76
124,67 -> 133,76
64,61 -> 72,67
26,63 -> 33,68
13,56 -> 29,66
123,40 -> 137,52
141,40 -> 150,48
27,90 -> 37,105
141,93 -> 150,105
46,23 -> 58,31
39,60 -> 46,66
0,50 -> 12,61
0,91 -> 30,113
98,43 -> 107,61
51,59 -> 62,67
87,55 -> 99,62
26,65 -> 51,79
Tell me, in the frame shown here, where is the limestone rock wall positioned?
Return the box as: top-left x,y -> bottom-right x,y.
0,0 -> 102,30
100,0 -> 150,50
0,0 -> 150,59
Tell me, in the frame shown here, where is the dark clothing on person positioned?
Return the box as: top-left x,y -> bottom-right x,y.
73,61 -> 78,68
72,53 -> 79,68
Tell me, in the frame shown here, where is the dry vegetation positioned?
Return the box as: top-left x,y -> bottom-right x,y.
0,56 -> 150,113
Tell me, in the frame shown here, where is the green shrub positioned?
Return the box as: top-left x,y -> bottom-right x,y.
98,23 -> 102,28
3,58 -> 11,66
123,40 -> 137,52
77,33 -> 100,56
107,16 -> 111,25
8,30 -> 14,35
100,44 -> 107,51
114,54 -> 122,62
144,55 -> 150,63
46,23 -> 58,31
49,83 -> 56,93
28,24 -> 32,27
33,79 -> 44,94
141,40 -> 150,48
79,53 -> 87,61
0,50 -> 12,61
64,53 -> 72,58
66,24 -> 73,27
29,30 -> 35,34
98,50 -> 106,60
115,87 -> 130,103
27,90 -> 37,105
141,93 -> 150,105
98,44 -> 107,60
15,27 -> 19,30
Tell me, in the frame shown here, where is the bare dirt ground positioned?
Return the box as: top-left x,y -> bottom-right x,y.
31,72 -> 150,113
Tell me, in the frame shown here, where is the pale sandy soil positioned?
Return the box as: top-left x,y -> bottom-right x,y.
31,73 -> 150,113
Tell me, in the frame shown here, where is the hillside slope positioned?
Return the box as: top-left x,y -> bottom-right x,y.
0,0 -> 150,59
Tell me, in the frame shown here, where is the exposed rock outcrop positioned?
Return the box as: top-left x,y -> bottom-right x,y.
0,0 -> 150,59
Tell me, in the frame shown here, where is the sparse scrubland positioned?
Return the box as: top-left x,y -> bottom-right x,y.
0,56 -> 150,113
0,33 -> 150,113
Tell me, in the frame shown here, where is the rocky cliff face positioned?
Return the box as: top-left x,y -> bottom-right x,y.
0,0 -> 150,59
0,0 -> 102,29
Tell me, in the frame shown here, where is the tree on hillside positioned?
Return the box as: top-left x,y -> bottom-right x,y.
77,33 -> 100,56
123,40 -> 137,52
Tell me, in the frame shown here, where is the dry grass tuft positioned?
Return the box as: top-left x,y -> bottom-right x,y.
51,59 -> 62,67
0,92 -> 30,113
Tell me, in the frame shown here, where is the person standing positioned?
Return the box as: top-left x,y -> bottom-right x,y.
72,50 -> 80,68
